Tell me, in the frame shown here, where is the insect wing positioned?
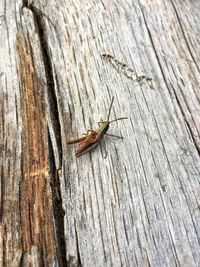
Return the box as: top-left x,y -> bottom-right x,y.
76,141 -> 99,157
76,131 -> 101,157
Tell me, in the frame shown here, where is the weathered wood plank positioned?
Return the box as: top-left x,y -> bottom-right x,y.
1,0 -> 200,266
0,2 -> 64,266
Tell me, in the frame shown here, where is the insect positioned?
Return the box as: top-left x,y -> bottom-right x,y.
67,97 -> 128,157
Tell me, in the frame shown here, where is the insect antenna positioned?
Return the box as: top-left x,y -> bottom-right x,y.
107,96 -> 114,121
106,96 -> 128,123
109,117 -> 128,123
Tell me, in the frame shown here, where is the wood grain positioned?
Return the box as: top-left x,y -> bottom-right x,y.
1,0 -> 200,266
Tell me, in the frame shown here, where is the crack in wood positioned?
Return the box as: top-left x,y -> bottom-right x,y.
47,128 -> 67,267
74,222 -> 82,267
170,82 -> 200,157
20,2 -> 67,266
26,4 -> 63,164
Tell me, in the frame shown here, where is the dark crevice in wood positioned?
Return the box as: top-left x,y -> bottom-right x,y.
26,3 -> 63,166
19,252 -> 24,267
28,202 -> 33,244
22,2 -> 67,265
0,165 -> 4,222
22,0 -> 29,7
184,119 -> 200,156
170,83 -> 200,157
122,215 -> 129,245
3,236 -> 6,267
39,248 -> 45,267
47,127 -> 67,267
74,223 -> 82,267
18,175 -> 24,266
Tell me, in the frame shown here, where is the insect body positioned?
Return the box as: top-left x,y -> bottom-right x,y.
67,97 -> 127,157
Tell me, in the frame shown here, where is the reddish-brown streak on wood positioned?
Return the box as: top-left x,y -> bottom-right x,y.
17,34 -> 57,264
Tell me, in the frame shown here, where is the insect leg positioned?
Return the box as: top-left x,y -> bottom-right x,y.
105,133 -> 124,139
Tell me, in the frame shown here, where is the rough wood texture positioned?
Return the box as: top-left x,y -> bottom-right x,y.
1,0 -> 200,266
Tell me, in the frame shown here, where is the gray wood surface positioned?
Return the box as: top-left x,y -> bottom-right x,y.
1,0 -> 200,266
